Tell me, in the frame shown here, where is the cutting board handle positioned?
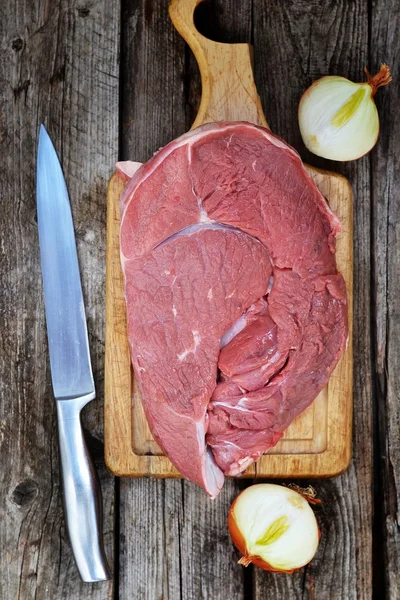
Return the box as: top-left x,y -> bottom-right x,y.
169,0 -> 268,129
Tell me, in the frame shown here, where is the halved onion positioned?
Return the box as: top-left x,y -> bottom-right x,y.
298,64 -> 392,161
228,484 -> 320,573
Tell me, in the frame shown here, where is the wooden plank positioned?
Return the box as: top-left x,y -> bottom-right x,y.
178,481 -> 246,599
252,0 -> 373,597
118,1 -> 251,598
0,1 -> 119,598
370,1 -> 400,597
120,478 -> 246,599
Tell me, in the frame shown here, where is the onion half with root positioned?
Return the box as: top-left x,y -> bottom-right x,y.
228,484 -> 320,573
298,64 -> 392,161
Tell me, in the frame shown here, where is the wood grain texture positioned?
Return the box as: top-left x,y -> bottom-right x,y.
170,0 -> 267,127
120,478 -> 247,600
117,1 -> 249,598
105,0 -> 353,482
1,0 -> 396,598
370,0 -> 400,597
252,0 -> 373,598
0,0 -> 119,598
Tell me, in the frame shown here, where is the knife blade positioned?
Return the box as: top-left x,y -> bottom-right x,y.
37,125 -> 95,399
36,124 -> 111,583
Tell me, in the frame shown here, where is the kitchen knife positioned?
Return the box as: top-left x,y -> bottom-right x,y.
36,124 -> 111,583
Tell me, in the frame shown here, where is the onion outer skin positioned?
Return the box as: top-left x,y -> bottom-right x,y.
228,486 -> 320,573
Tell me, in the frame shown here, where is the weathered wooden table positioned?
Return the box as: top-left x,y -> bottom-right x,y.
1,1 -> 398,598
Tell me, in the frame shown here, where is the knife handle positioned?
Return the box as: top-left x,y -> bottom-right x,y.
56,395 -> 111,583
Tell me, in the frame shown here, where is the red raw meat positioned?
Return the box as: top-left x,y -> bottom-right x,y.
120,122 -> 348,497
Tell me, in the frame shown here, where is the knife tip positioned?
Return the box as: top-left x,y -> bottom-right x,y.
38,124 -> 52,154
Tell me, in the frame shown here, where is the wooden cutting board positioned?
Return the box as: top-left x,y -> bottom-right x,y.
104,0 -> 353,479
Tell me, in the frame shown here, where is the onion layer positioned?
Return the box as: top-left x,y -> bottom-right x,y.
228,484 -> 320,573
298,64 -> 391,161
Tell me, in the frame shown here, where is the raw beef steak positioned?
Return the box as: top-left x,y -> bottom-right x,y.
120,122 -> 348,497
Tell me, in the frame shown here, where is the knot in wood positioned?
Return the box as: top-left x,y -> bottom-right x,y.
11,479 -> 39,508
